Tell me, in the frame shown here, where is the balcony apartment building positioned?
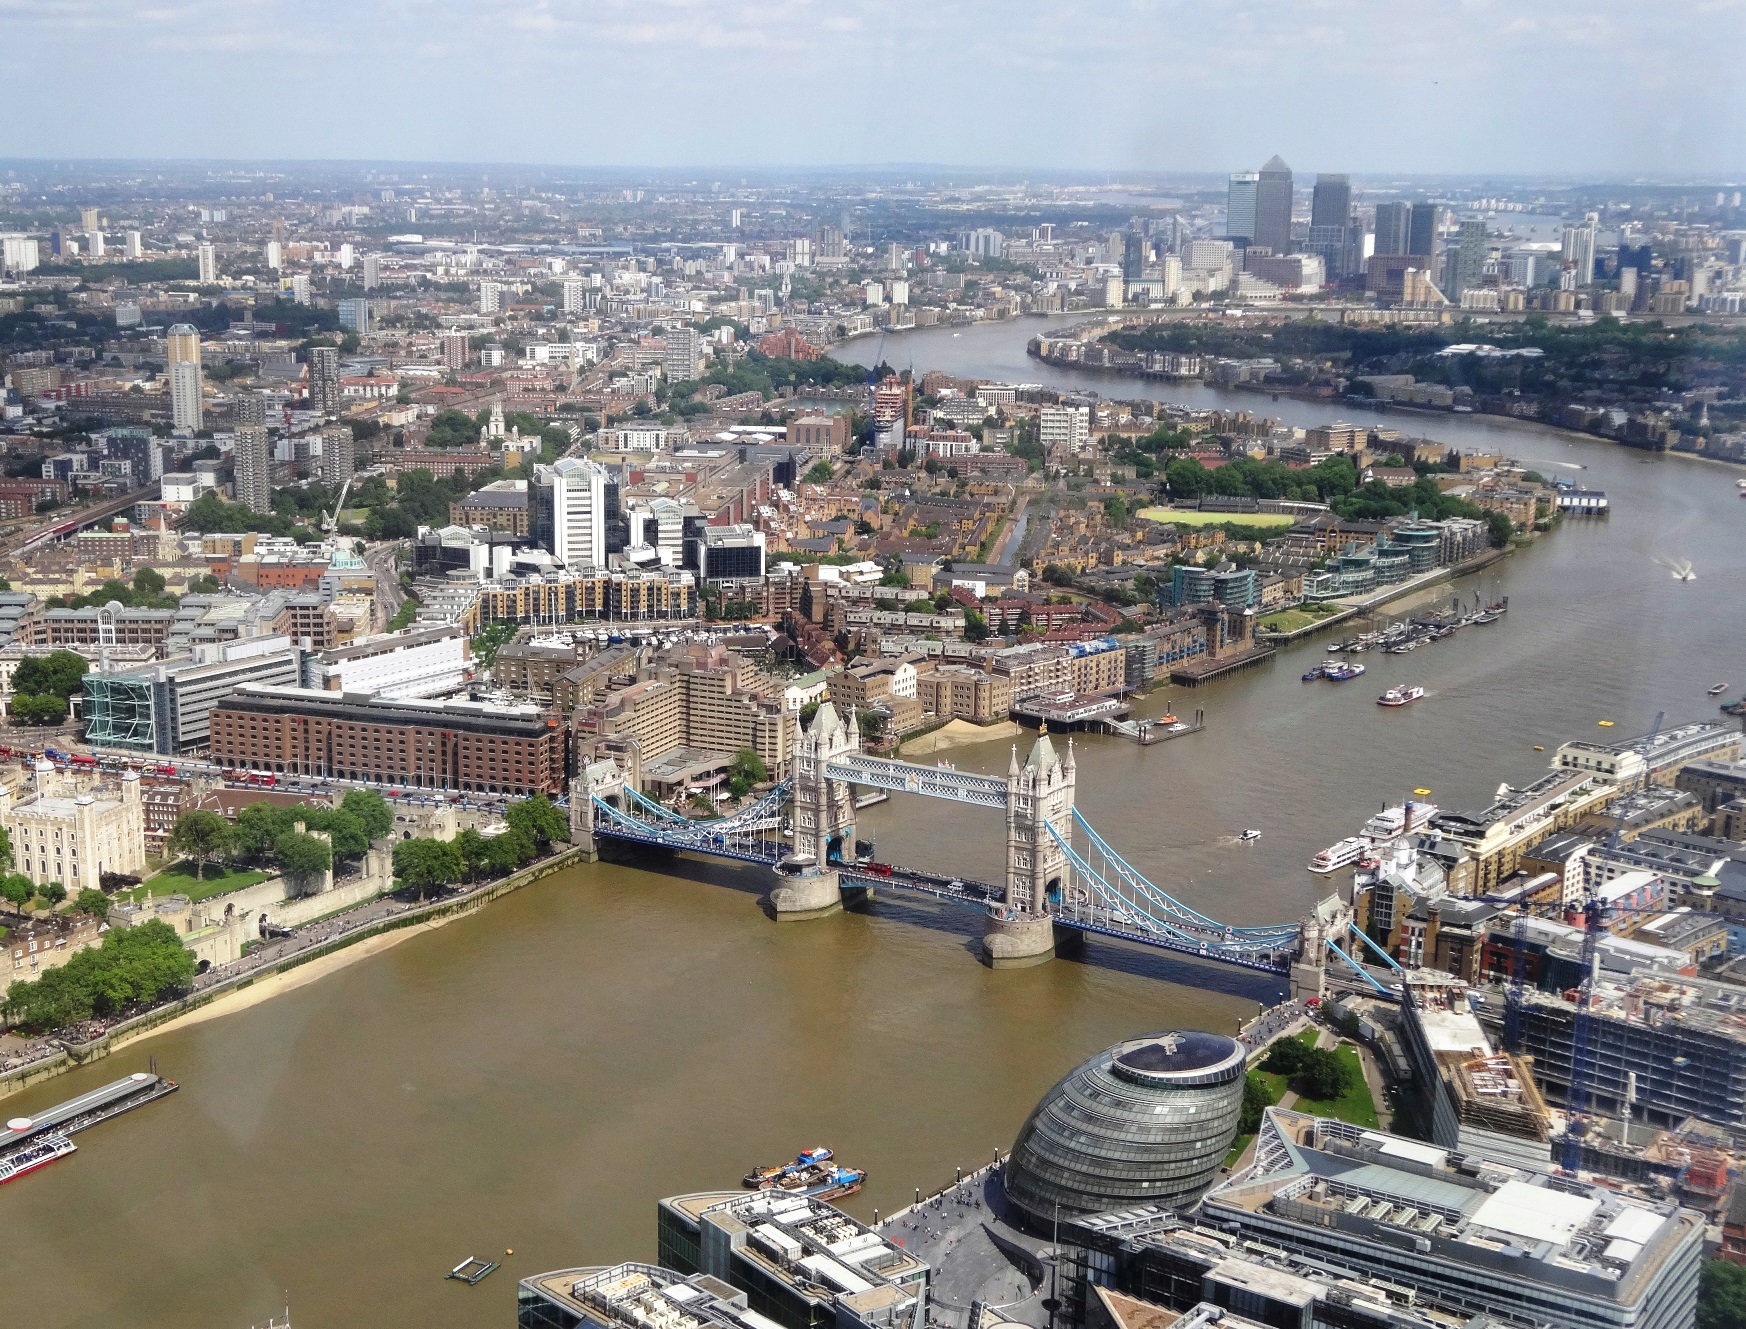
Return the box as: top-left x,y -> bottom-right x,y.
574,643 -> 792,791
1426,768 -> 1619,895
1554,721 -> 1741,788
207,685 -> 566,796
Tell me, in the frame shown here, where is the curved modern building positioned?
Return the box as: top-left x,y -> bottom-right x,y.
1003,1031 -> 1246,1227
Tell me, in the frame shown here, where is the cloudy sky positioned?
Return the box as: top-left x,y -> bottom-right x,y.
4,0 -> 1742,176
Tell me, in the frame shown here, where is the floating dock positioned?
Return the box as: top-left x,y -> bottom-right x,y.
0,1071 -> 179,1167
447,1256 -> 500,1285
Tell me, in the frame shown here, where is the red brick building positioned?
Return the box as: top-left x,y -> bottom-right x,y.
757,328 -> 821,361
207,687 -> 567,797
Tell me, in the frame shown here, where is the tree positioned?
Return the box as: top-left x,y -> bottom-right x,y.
167,810 -> 232,881
506,794 -> 568,847
11,693 -> 69,725
1261,1037 -> 1311,1076
1239,1071 -> 1273,1133
483,828 -> 535,875
1,874 -> 30,915
1486,509 -> 1514,547
2,918 -> 195,1031
803,460 -> 833,484
13,651 -> 88,700
234,803 -> 294,860
963,609 -> 990,643
727,748 -> 769,798
1699,1260 -> 1746,1329
1299,1048 -> 1354,1101
275,831 -> 333,898
455,828 -> 491,879
425,408 -> 481,448
74,888 -> 110,920
0,825 -> 11,875
133,566 -> 167,597
1104,495 -> 1129,527
393,838 -> 464,897
37,881 -> 67,909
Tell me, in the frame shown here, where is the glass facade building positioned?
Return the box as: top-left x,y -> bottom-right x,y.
1003,1031 -> 1246,1227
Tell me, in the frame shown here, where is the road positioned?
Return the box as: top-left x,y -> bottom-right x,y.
364,539 -> 409,628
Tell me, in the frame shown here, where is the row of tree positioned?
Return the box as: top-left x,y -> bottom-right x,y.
390,795 -> 569,896
1,919 -> 196,1031
167,790 -> 394,894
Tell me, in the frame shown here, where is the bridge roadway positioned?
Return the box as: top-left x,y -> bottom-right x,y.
588,814 -> 1294,975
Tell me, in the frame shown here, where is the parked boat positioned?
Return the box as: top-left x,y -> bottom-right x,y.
1360,801 -> 1440,843
1308,837 -> 1368,874
742,1146 -> 834,1190
1324,662 -> 1366,681
0,1133 -> 74,1184
1377,685 -> 1426,707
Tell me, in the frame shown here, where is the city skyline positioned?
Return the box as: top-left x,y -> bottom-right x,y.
3,0 -> 1742,175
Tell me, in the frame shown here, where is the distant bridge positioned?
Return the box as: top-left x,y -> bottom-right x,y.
575,704 -> 1362,987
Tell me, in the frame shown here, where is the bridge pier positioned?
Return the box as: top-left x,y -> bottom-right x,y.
767,865 -> 843,921
981,912 -> 1057,968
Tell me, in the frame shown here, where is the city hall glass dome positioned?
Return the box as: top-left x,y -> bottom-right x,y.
1003,1031 -> 1246,1227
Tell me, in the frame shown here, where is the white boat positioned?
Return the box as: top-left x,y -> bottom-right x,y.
1308,836 -> 1368,874
1239,828 -> 1262,842
1361,801 -> 1440,844
1377,685 -> 1425,707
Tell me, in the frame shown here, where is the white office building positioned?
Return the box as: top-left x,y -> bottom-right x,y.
308,626 -> 469,699
198,242 -> 217,283
533,457 -> 609,571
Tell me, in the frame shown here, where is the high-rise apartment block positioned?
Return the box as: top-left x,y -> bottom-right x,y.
198,242 -> 217,283
361,253 -> 380,289
1563,213 -> 1598,286
320,424 -> 355,487
166,323 -> 203,432
290,274 -> 311,303
1444,218 -> 1488,302
479,280 -> 502,315
663,326 -> 703,384
1225,173 -> 1258,245
80,207 -> 99,232
337,299 -> 370,335
1038,405 -> 1092,456
85,230 -> 105,258
1122,230 -> 1146,282
815,225 -> 847,262
530,458 -> 609,571
123,230 -> 142,259
562,279 -> 587,315
265,240 -> 282,270
441,331 -> 470,372
1253,155 -> 1293,253
307,345 -> 340,417
233,425 -> 272,514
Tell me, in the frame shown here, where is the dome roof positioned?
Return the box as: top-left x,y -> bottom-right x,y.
1003,1031 -> 1246,1227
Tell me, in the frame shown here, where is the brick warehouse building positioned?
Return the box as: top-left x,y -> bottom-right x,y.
207,686 -> 566,796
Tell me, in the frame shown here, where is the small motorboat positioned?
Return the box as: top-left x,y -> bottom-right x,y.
1708,683 -> 1730,697
1239,829 -> 1262,843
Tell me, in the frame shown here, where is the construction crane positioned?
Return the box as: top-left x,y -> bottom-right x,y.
320,466 -> 380,533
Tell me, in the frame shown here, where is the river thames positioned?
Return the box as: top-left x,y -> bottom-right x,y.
5,317 -> 1742,1329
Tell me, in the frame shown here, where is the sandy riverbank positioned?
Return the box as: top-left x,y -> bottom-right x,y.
900,718 -> 1025,756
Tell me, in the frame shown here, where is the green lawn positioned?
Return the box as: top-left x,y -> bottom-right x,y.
1257,607 -> 1338,634
121,862 -> 276,905
1289,1043 -> 1380,1128
1137,507 -> 1294,529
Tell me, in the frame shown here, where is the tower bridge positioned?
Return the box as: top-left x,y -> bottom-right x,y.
575,703 -> 1357,994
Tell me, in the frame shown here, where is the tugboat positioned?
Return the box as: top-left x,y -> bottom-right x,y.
1377,685 -> 1426,707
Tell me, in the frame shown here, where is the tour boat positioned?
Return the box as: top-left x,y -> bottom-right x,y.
1360,802 -> 1440,842
1377,685 -> 1426,707
1308,837 -> 1368,874
0,1133 -> 75,1185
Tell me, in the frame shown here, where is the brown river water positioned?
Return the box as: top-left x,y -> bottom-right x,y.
5,318 -> 1743,1328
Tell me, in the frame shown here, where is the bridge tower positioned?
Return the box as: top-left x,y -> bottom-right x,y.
768,702 -> 857,919
985,728 -> 1076,967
